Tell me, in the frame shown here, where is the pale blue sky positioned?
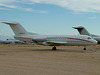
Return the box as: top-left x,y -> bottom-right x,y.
0,0 -> 100,40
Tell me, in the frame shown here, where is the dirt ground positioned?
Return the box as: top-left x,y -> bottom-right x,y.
0,44 -> 100,75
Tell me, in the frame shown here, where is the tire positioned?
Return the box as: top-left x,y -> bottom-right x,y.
83,48 -> 86,50
52,46 -> 57,50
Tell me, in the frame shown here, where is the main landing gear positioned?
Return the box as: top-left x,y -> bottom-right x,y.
83,46 -> 87,50
52,46 -> 57,50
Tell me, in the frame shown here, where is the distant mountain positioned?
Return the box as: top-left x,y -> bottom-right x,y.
0,35 -> 14,40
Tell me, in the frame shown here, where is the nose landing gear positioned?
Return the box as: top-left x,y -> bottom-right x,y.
83,46 -> 87,50
83,48 -> 86,50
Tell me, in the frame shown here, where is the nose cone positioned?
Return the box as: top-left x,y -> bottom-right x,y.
92,39 -> 98,44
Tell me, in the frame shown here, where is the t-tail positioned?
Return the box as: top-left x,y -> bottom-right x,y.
73,26 -> 91,36
2,22 -> 37,35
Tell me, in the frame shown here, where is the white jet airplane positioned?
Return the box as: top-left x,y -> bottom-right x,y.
2,22 -> 97,50
73,26 -> 100,44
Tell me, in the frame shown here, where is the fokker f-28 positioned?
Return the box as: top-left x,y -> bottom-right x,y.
2,22 -> 97,50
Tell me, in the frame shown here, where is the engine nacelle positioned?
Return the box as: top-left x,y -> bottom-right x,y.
42,42 -> 50,46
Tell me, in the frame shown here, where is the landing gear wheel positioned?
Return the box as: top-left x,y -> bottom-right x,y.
83,48 -> 86,50
52,46 -> 57,50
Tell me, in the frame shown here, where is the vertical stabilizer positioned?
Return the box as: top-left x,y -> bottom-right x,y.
2,22 -> 28,35
73,26 -> 91,36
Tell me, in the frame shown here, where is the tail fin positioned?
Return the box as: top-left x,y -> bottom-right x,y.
2,22 -> 28,35
73,26 -> 91,36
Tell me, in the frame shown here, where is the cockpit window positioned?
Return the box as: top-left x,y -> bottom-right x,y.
87,37 -> 91,39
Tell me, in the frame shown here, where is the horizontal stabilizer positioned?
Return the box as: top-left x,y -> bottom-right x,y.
2,22 -> 17,25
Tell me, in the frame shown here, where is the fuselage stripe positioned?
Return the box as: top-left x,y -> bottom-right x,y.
14,37 -> 94,43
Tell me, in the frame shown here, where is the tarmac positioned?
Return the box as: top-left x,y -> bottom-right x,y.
0,44 -> 100,75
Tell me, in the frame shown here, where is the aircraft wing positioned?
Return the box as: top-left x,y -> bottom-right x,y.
45,41 -> 67,46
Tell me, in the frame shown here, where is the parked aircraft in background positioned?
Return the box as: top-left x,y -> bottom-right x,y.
73,26 -> 100,44
2,22 -> 97,50
0,40 -> 2,43
0,39 -> 23,44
